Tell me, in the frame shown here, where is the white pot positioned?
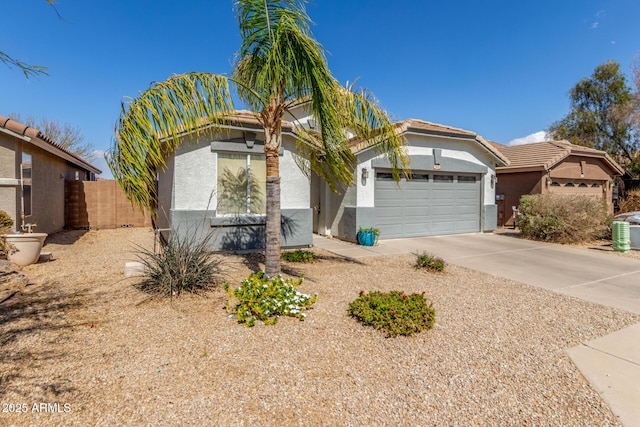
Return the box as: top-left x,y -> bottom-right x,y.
3,233 -> 48,266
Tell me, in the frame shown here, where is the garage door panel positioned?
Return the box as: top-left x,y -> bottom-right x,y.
375,172 -> 480,238
431,220 -> 456,233
405,207 -> 427,217
431,205 -> 455,215
456,189 -> 478,198
455,219 -> 479,232
380,223 -> 404,236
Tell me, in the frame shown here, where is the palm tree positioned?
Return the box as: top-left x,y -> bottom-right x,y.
107,0 -> 408,276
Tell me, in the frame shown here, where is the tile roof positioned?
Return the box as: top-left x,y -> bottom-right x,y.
161,110 -> 295,139
492,140 -> 624,175
0,115 -> 101,175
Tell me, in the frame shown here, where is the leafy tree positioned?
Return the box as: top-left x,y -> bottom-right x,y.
1,0 -> 57,78
548,60 -> 639,173
10,114 -> 95,161
107,0 -> 408,277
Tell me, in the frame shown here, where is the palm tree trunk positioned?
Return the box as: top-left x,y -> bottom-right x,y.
264,126 -> 281,277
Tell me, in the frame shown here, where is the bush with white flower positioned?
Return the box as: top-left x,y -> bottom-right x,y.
224,271 -> 317,327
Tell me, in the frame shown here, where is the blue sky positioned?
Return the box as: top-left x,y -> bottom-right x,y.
2,0 -> 639,179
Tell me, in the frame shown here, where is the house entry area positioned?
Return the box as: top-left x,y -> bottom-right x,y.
374,171 -> 481,238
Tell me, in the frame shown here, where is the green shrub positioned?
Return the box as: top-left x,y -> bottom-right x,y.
135,230 -> 222,297
281,249 -> 315,263
0,210 -> 14,260
358,226 -> 380,238
517,194 -> 611,243
414,252 -> 446,272
225,271 -> 317,327
349,290 -> 436,337
0,210 -> 13,230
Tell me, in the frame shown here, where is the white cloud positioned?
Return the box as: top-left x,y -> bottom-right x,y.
591,22 -> 599,29
507,131 -> 548,146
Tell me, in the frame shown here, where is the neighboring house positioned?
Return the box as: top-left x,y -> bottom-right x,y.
0,115 -> 101,235
312,119 -> 509,241
492,140 -> 624,227
155,111 -> 312,251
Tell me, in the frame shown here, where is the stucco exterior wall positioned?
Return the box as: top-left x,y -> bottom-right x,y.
0,132 -> 94,234
161,129 -> 312,251
355,134 -> 497,209
549,157 -> 613,181
0,135 -> 19,226
495,171 -> 544,227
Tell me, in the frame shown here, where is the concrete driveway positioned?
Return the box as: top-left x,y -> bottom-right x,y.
313,232 -> 640,426
318,232 -> 640,315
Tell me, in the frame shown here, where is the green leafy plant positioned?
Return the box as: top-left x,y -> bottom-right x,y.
225,271 -> 317,327
0,210 -> 14,260
358,226 -> 380,238
414,252 -> 446,272
281,249 -> 315,263
518,194 -> 611,243
0,210 -> 13,230
135,229 -> 222,297
349,290 -> 436,337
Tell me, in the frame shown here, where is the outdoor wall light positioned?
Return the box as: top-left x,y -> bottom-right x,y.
490,174 -> 496,188
243,131 -> 256,148
546,177 -> 553,186
361,167 -> 369,185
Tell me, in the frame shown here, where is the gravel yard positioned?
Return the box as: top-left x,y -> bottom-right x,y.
1,228 -> 638,426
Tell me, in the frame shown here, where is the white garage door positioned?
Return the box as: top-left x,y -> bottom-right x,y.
374,171 -> 481,239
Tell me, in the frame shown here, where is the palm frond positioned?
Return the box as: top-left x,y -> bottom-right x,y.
0,51 -> 48,79
107,72 -> 235,215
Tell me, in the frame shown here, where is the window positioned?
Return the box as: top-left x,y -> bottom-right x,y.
217,153 -> 266,215
433,174 -> 454,183
458,176 -> 476,183
578,183 -> 588,188
21,153 -> 32,217
564,182 -> 575,187
411,173 -> 429,181
591,183 -> 600,188
376,172 -> 394,181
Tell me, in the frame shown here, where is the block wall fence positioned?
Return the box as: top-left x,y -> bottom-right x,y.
65,180 -> 152,229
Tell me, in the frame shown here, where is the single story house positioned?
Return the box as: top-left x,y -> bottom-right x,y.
158,110 -> 509,250
312,119 -> 510,241
492,140 -> 625,227
0,115 -> 101,234
155,111 -> 313,251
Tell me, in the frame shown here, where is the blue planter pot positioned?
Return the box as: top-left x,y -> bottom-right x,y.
357,230 -> 377,246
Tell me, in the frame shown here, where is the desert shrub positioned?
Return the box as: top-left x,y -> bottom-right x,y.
619,189 -> 640,213
349,290 -> 436,337
0,210 -> 14,260
0,210 -> 13,230
281,249 -> 315,263
225,271 -> 317,327
135,230 -> 222,297
517,194 -> 611,243
414,252 -> 445,272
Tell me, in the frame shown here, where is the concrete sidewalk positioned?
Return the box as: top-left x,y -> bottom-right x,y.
312,233 -> 640,426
